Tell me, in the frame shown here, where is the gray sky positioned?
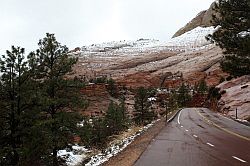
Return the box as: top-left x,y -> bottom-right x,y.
0,0 -> 215,54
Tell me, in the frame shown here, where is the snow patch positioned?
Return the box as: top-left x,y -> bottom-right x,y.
57,145 -> 90,166
238,30 -> 250,38
167,26 -> 215,48
85,119 -> 160,166
148,97 -> 157,101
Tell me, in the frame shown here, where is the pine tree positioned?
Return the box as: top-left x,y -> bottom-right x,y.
207,0 -> 250,77
28,33 -> 85,166
168,91 -> 178,111
91,117 -> 108,147
134,87 -> 155,125
118,96 -> 128,125
197,79 -> 208,94
0,46 -> 38,165
106,78 -> 117,97
105,101 -> 127,136
177,83 -> 191,107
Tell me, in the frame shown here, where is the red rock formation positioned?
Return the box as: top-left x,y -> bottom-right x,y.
116,72 -> 161,89
217,75 -> 250,120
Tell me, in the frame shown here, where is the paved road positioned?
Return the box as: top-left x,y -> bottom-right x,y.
135,108 -> 250,166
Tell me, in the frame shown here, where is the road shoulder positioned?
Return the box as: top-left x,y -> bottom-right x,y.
102,110 -> 180,166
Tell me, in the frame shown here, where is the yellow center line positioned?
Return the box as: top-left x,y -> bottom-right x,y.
195,109 -> 250,142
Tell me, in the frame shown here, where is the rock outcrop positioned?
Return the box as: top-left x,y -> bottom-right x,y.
173,2 -> 216,38
217,75 -> 250,120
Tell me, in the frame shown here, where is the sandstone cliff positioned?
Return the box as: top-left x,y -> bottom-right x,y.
217,76 -> 250,120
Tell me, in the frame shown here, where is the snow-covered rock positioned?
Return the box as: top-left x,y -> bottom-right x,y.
166,26 -> 215,48
72,26 -> 215,58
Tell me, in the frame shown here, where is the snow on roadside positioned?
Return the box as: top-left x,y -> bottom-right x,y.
85,119 -> 160,166
56,119 -> 160,166
57,145 -> 90,166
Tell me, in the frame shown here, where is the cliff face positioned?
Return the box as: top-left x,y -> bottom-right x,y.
173,2 -> 216,38
217,76 -> 250,121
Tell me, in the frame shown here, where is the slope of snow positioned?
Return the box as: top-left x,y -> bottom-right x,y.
72,26 -> 216,58
166,26 -> 215,48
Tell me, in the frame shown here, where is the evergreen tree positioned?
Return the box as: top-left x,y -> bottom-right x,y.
134,87 -> 155,125
118,96 -> 128,125
91,117 -> 108,147
0,46 -> 37,165
208,87 -> 222,111
106,78 -> 117,97
197,79 -> 208,94
177,83 -> 191,107
168,91 -> 178,111
105,101 -> 127,136
207,0 -> 250,77
28,33 -> 84,166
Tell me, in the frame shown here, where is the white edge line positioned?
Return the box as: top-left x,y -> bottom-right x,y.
181,126 -> 183,128
193,135 -> 198,138
218,113 -> 233,121
185,129 -> 189,132
232,156 -> 247,163
206,142 -> 215,147
218,113 -> 249,127
177,110 -> 182,124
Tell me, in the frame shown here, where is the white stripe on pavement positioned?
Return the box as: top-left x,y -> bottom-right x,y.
206,142 -> 215,147
193,135 -> 198,138
232,156 -> 247,163
177,110 -> 182,124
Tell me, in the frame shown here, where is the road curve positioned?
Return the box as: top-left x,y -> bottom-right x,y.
135,108 -> 250,166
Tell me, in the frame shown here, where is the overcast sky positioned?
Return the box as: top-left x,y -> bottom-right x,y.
0,0 -> 215,54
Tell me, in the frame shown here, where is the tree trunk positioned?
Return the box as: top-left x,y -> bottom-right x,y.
52,148 -> 58,166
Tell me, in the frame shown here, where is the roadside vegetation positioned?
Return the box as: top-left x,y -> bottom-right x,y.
0,34 -> 162,166
207,0 -> 250,77
206,0 -> 249,112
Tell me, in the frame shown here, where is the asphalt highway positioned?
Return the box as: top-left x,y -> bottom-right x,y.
135,108 -> 250,166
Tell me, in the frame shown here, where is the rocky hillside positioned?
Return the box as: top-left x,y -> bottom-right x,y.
70,0 -> 250,121
173,2 -> 217,38
71,26 -> 226,89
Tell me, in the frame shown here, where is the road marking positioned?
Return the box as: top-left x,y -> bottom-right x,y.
193,135 -> 198,138
185,129 -> 189,132
181,126 -> 183,128
196,110 -> 250,141
177,110 -> 182,124
232,156 -> 247,163
206,142 -> 215,147
217,113 -> 232,121
218,113 -> 248,127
